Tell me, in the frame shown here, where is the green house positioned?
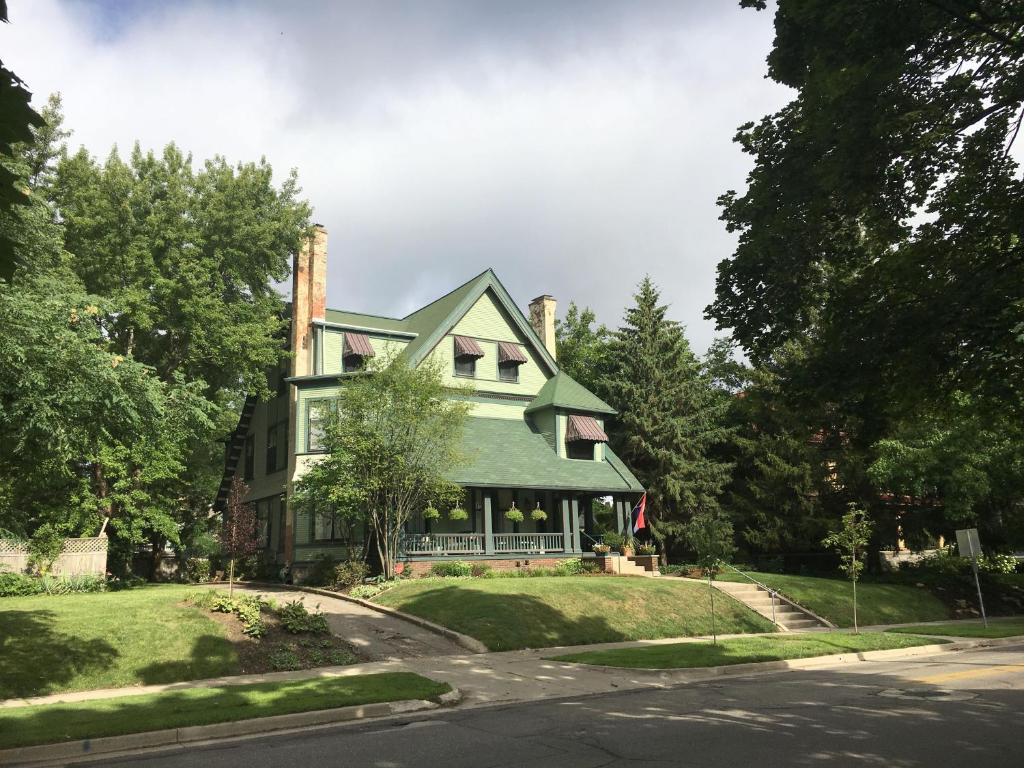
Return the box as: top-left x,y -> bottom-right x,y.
215,225 -> 643,575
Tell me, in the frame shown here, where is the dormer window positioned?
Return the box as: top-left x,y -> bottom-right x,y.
565,414 -> 608,460
453,335 -> 484,378
343,332 -> 375,373
497,341 -> 527,383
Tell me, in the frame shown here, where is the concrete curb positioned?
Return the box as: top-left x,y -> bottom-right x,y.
281,583 -> 489,654
0,688 -> 463,767
549,635 -> 1024,679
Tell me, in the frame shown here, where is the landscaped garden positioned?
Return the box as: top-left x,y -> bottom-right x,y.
0,585 -> 357,700
372,575 -> 775,651
0,673 -> 450,750
714,570 -> 950,627
551,632 -> 945,669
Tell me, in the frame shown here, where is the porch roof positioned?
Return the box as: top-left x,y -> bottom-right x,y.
447,417 -> 643,492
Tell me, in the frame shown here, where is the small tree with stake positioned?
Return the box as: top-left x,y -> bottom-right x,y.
220,476 -> 261,597
822,504 -> 873,634
684,510 -> 736,645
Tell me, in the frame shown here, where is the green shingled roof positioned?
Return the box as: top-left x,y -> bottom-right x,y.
524,371 -> 615,415
323,309 -> 411,334
448,417 -> 642,492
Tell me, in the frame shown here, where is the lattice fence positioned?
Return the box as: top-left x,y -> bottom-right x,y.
0,536 -> 108,576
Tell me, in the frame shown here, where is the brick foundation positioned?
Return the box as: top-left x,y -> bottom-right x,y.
398,556 -> 570,576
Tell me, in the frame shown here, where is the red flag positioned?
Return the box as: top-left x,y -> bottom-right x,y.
631,494 -> 647,534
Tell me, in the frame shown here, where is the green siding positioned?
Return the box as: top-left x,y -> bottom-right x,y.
295,384 -> 340,453
242,391 -> 288,503
321,328 -> 409,375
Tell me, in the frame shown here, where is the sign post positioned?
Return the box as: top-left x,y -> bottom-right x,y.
955,528 -> 987,628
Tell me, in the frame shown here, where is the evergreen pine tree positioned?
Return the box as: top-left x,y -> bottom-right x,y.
603,277 -> 733,554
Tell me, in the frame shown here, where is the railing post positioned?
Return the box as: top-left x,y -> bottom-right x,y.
484,493 -> 494,555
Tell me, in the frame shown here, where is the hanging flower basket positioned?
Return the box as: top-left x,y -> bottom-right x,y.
423,505 -> 440,521
448,507 -> 469,521
504,507 -> 524,523
530,508 -> 547,522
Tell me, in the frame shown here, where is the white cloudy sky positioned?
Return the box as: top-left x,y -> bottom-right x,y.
1,0 -> 790,352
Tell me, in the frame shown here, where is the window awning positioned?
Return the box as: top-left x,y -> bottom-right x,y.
565,414 -> 609,443
343,332 -> 375,358
497,341 -> 528,364
453,335 -> 484,358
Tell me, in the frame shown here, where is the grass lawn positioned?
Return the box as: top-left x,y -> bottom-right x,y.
888,618 -> 1024,638
0,585 -> 238,699
715,571 -> 949,628
551,632 -> 945,669
372,576 -> 775,651
0,673 -> 449,750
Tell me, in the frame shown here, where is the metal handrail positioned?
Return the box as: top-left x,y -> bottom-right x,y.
719,561 -> 778,626
579,531 -> 604,548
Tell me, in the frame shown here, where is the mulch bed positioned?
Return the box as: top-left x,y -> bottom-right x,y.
192,603 -> 362,675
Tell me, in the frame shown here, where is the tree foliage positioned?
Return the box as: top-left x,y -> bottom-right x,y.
220,476 -> 260,596
555,302 -> 612,397
603,277 -> 733,552
822,504 -> 873,632
293,357 -> 470,578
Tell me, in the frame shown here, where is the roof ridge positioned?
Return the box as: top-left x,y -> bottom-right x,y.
324,308 -> 405,322
401,268 -> 494,321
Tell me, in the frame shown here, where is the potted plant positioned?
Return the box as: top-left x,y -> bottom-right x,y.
505,506 -> 524,524
592,543 -> 611,555
423,505 -> 440,521
448,506 -> 468,521
621,533 -> 636,557
530,505 -> 547,522
602,531 -> 624,554
634,541 -> 659,572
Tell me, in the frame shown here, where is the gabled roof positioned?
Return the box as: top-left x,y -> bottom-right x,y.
449,417 -> 643,492
323,269 -> 559,376
524,371 -> 615,415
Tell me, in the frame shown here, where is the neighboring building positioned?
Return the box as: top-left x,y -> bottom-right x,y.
215,226 -> 643,574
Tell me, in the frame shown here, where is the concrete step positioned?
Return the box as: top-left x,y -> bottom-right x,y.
712,579 -> 830,630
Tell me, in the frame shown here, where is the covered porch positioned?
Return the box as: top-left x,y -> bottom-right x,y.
398,487 -> 640,560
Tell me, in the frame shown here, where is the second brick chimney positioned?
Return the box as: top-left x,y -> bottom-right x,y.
290,224 -> 328,378
529,294 -> 557,361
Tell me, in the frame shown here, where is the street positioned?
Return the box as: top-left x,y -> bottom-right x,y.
96,642 -> 1024,768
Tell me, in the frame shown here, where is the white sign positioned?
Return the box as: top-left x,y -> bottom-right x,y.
955,528 -> 981,559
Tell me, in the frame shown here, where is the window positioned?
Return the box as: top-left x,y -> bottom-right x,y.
453,335 -> 483,378
454,356 -> 476,377
342,355 -> 364,373
314,513 -> 344,541
243,436 -> 254,480
257,500 -> 270,548
266,424 -> 279,473
343,332 -> 375,373
307,399 -> 336,453
567,440 -> 595,460
498,360 -> 519,382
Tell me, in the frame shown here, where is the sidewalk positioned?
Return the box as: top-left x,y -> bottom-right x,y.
7,621 -> 1023,711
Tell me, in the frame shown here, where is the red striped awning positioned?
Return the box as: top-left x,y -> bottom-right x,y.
566,414 -> 608,443
344,332 -> 375,358
497,341 -> 528,364
453,335 -> 484,358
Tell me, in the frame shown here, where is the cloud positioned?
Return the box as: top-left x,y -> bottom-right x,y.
1,0 -> 790,351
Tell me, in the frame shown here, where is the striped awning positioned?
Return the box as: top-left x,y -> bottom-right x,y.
497,341 -> 528,364
453,335 -> 484,358
565,414 -> 608,443
343,332 -> 375,358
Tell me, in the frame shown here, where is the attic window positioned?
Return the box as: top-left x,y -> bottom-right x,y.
497,341 -> 527,382
343,332 -> 375,372
453,335 -> 484,378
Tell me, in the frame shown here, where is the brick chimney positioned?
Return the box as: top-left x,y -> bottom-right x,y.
529,294 -> 557,360
290,224 -> 328,378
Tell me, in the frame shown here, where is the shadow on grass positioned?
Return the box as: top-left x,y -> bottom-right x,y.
381,585 -> 630,651
0,610 -> 118,699
137,634 -> 240,685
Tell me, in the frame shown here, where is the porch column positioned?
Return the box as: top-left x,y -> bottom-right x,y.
561,498 -> 572,552
614,497 -> 624,534
484,492 -> 495,555
571,497 -> 581,553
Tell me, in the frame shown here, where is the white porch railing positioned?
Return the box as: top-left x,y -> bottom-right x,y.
397,532 -> 567,556
493,533 -> 565,554
399,533 -> 486,556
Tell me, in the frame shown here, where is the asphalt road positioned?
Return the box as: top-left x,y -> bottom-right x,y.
97,643 -> 1024,768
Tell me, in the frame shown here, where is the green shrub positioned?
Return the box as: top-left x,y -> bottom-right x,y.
184,558 -> 211,583
602,532 -> 625,552
554,558 -> 585,576
235,596 -> 266,637
470,563 -> 492,577
430,561 -> 473,577
0,572 -> 107,597
333,559 -> 370,590
268,646 -> 302,671
0,572 -> 40,597
981,554 -> 1018,574
277,600 -> 330,634
304,554 -> 336,586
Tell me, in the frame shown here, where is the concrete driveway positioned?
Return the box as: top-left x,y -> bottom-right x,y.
229,585 -> 465,661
